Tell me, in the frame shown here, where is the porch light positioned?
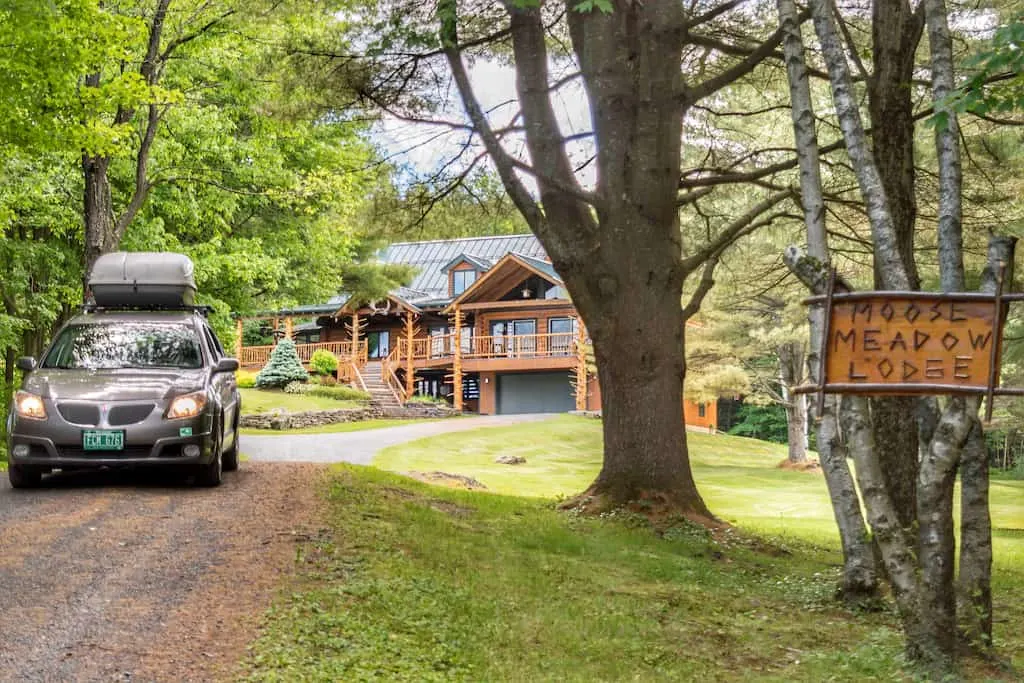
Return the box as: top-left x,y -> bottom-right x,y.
521,286 -> 532,298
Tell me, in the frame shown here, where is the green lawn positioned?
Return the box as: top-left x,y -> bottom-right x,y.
239,387 -> 365,415
243,417 -> 1024,681
241,418 -> 437,436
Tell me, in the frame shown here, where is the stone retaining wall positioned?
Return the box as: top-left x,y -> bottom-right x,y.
240,404 -> 458,430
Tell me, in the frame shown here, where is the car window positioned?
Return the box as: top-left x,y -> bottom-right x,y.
201,325 -> 223,361
42,323 -> 204,370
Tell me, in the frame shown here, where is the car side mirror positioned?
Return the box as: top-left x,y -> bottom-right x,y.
215,357 -> 240,374
16,357 -> 36,372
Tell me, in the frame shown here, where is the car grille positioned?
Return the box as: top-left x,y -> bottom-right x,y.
57,403 -> 100,426
57,446 -> 155,459
108,404 -> 155,426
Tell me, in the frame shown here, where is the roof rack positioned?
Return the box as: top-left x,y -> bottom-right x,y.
82,303 -> 214,317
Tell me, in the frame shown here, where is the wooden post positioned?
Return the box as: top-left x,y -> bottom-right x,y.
575,318 -> 588,410
452,305 -> 463,411
284,316 -> 293,341
405,310 -> 415,398
234,317 -> 243,360
350,312 -> 360,364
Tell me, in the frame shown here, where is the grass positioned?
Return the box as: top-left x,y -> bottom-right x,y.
242,416 -> 1024,681
240,418 -> 437,436
239,387 -> 365,415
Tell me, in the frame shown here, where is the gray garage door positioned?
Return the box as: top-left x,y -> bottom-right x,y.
497,372 -> 575,414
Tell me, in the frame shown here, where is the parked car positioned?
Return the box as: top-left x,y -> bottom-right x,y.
5,253 -> 241,488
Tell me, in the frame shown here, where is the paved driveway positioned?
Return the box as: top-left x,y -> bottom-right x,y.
241,414 -> 555,464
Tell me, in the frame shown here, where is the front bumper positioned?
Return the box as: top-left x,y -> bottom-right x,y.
7,399 -> 215,469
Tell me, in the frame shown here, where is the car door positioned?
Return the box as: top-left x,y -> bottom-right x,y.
202,323 -> 238,448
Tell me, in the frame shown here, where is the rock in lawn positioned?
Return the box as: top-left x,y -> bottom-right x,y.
495,455 -> 526,465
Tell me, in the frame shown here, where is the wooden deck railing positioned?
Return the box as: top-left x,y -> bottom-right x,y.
394,332 -> 577,362
381,345 -> 408,404
239,341 -> 368,368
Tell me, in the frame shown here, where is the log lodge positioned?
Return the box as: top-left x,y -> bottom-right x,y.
236,235 -> 717,429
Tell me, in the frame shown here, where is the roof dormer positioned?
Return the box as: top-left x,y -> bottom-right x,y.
442,253 -> 493,297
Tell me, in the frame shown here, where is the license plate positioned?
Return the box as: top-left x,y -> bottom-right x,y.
82,430 -> 125,451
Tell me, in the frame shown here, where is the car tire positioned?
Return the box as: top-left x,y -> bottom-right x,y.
8,464 -> 43,489
195,423 -> 223,487
222,412 -> 240,473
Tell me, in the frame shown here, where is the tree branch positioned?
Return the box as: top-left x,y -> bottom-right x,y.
682,190 -> 795,272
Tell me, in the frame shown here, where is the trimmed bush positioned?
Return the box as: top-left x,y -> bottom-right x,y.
308,384 -> 371,402
236,370 -> 258,389
309,349 -> 339,376
283,381 -> 314,394
406,394 -> 448,406
255,339 -> 309,389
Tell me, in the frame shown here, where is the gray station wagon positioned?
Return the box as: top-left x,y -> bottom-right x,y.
5,253 -> 241,488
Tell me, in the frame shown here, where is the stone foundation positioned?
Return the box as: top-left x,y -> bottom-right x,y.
240,403 -> 459,430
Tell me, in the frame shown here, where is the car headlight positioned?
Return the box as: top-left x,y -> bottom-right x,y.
166,391 -> 208,420
14,391 -> 47,420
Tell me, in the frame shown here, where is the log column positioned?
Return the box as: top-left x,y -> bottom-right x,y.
452,305 -> 463,411
350,312 -> 360,364
284,316 -> 294,341
234,318 -> 243,360
404,310 -> 416,398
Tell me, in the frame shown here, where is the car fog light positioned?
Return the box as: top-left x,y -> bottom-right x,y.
12,444 -> 30,458
183,444 -> 201,458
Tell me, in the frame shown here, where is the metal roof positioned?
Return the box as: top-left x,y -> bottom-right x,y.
379,234 -> 548,297
513,253 -> 562,283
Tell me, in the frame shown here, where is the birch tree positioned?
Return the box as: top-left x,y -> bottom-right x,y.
781,0 -> 1012,671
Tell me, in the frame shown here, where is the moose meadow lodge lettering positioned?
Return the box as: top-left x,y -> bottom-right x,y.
827,297 -> 996,389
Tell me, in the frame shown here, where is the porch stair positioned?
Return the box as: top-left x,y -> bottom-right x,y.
360,361 -> 403,409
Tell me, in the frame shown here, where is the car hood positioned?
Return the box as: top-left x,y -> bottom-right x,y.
23,368 -> 207,402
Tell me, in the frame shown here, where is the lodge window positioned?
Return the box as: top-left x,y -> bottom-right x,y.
452,269 -> 477,296
548,317 -> 576,355
698,403 -> 706,417
490,319 -> 537,356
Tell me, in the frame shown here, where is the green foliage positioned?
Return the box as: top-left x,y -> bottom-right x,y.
727,403 -> 790,444
406,394 -> 448,405
255,340 -> 309,388
945,16 -> 1024,116
310,349 -> 339,376
308,384 -> 372,402
236,370 -> 258,389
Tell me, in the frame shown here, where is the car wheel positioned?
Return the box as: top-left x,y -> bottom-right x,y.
222,412 -> 240,473
195,423 -> 223,487
8,464 -> 43,489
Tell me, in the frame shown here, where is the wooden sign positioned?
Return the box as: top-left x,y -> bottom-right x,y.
826,295 -> 998,392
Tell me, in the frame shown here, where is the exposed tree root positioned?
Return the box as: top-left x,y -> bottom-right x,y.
558,485 -> 726,531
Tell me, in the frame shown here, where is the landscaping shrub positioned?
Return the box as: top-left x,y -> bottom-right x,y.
255,339 -> 309,389
309,384 -> 371,402
236,370 -> 258,389
310,349 -> 339,376
406,394 -> 448,405
283,381 -> 314,395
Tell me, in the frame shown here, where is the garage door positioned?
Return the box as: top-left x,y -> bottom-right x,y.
497,372 -> 575,414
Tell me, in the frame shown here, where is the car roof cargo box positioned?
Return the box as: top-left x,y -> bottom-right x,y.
88,252 -> 197,307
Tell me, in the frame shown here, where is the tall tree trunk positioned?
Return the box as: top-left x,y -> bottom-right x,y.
958,419 -> 993,646
586,256 -> 710,516
441,0 -> 712,516
777,0 -> 878,599
82,153 -> 115,287
778,341 -> 808,464
865,0 -> 925,536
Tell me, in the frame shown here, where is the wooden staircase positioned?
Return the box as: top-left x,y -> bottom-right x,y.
361,361 -> 403,408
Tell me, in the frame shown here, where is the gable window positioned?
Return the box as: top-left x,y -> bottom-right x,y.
452,269 -> 477,296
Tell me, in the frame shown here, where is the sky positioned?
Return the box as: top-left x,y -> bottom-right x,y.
372,58 -> 596,191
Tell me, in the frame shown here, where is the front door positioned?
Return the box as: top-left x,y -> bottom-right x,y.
367,330 -> 390,359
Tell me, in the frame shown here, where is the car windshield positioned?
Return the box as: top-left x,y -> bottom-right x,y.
42,323 -> 204,370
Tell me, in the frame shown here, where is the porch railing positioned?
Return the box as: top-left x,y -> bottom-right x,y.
239,340 -> 369,369
394,332 -> 578,362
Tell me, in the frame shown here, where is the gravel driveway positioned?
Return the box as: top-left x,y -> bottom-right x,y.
0,463 -> 327,682
241,413 -> 555,464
